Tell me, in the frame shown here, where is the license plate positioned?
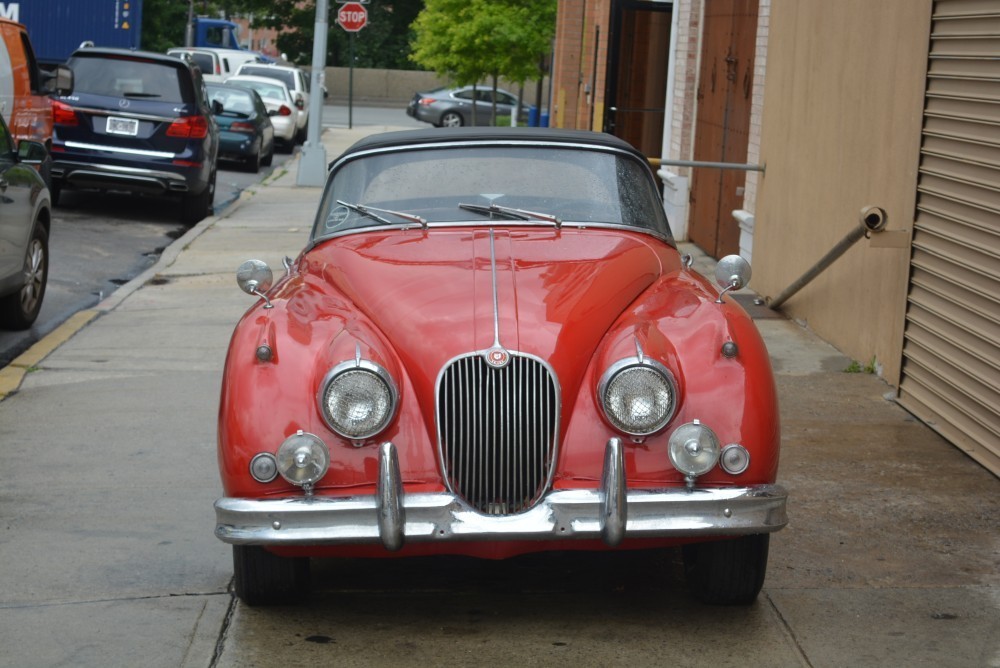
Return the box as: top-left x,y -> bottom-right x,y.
106,116 -> 139,136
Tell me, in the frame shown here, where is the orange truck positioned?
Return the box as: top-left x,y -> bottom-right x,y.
0,17 -> 71,156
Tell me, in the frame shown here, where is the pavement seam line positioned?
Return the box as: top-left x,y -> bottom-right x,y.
0,309 -> 100,400
765,591 -> 815,667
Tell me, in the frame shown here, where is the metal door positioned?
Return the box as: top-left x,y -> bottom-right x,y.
604,0 -> 673,158
688,0 -> 758,258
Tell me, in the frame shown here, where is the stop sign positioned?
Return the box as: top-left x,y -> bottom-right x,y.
338,2 -> 367,32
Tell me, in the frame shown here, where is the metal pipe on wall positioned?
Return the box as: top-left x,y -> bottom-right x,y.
767,206 -> 888,310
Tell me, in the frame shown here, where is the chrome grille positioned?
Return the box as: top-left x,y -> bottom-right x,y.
437,353 -> 559,516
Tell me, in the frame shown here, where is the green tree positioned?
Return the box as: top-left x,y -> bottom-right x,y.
223,0 -> 425,69
142,0 -> 203,52
410,0 -> 555,124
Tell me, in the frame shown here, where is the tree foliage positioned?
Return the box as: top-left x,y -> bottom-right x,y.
410,0 -> 555,85
223,0 -> 425,68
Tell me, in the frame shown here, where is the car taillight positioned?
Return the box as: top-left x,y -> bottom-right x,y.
52,100 -> 79,126
230,121 -> 255,133
277,105 -> 292,116
167,115 -> 209,139
419,98 -> 435,106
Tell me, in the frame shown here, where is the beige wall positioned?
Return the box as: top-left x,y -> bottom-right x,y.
752,0 -> 932,384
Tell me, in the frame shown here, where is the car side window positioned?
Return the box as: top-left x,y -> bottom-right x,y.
453,90 -> 474,101
495,92 -> 516,106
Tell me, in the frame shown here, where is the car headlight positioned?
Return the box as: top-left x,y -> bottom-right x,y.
598,357 -> 677,436
276,430 -> 330,487
318,360 -> 398,440
668,420 -> 721,478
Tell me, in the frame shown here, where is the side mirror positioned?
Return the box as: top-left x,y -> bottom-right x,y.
17,140 -> 47,165
714,254 -> 752,304
40,64 -> 73,96
212,99 -> 224,115
295,95 -> 305,110
236,259 -> 274,308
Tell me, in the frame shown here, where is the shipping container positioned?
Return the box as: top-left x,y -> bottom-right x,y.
1,0 -> 142,63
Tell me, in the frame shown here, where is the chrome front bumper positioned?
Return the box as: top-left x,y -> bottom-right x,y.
215,439 -> 788,552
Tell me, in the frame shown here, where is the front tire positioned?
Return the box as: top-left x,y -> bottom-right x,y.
0,223 -> 48,330
233,545 -> 310,606
683,534 -> 770,605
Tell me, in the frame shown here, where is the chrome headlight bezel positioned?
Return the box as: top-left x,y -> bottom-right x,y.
598,356 -> 679,437
317,359 -> 399,440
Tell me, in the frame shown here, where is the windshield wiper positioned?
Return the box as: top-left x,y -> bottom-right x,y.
458,202 -> 562,228
337,200 -> 427,228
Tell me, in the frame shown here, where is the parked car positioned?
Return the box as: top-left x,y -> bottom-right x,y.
50,47 -> 220,225
406,85 -> 523,127
206,83 -> 274,172
224,75 -> 296,152
214,127 -> 788,606
0,112 -> 50,330
167,47 -> 265,84
233,63 -> 309,142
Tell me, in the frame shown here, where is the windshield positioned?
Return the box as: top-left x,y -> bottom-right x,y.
312,145 -> 672,241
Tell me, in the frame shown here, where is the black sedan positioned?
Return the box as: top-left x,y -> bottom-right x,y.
406,85 -> 522,127
207,83 -> 275,173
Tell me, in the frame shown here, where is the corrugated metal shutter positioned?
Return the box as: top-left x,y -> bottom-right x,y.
899,0 -> 1000,475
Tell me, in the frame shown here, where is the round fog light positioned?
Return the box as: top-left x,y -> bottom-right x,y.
276,430 -> 330,486
720,444 -> 750,475
668,420 -> 721,477
249,452 -> 278,483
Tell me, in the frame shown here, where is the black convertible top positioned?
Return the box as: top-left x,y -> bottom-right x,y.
332,127 -> 649,166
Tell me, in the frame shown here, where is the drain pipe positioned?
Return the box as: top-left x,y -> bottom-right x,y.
768,206 -> 888,310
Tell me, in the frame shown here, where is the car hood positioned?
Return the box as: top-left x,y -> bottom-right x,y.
294,227 -> 673,397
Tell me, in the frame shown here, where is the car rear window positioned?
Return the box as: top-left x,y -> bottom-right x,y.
239,66 -> 295,89
70,56 -> 189,102
208,86 -> 256,116
232,79 -> 288,103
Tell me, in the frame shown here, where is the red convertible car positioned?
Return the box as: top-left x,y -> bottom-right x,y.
215,128 -> 787,606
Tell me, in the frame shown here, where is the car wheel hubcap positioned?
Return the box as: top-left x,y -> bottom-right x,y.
20,239 -> 45,314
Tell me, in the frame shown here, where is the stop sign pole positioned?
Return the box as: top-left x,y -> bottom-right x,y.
296,0 -> 330,186
338,2 -> 367,129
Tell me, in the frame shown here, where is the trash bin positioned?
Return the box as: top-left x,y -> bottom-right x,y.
540,112 -> 549,128
527,106 -> 539,127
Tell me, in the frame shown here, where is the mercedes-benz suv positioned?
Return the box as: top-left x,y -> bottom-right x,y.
50,47 -> 220,225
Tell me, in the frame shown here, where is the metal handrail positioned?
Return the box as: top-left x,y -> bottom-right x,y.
649,158 -> 765,172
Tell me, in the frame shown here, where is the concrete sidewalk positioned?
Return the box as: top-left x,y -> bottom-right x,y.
0,127 -> 997,668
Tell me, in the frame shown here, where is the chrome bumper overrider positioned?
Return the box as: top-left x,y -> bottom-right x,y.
214,439 -> 788,551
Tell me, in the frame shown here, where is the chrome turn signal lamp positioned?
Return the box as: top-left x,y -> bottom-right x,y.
276,430 -> 330,493
668,419 -> 721,486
